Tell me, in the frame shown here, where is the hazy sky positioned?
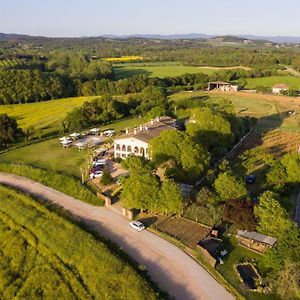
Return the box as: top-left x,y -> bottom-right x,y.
0,0 -> 299,37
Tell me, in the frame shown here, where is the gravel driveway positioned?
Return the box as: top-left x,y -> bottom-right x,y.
0,172 -> 233,300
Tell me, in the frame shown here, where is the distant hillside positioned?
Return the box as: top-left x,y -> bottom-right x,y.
1,32 -> 300,44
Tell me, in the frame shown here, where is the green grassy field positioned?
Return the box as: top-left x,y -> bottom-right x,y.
244,76 -> 300,90
113,62 -> 247,80
0,117 -> 145,178
170,91 -> 300,133
0,139 -> 87,178
0,96 -> 101,135
0,185 -> 159,300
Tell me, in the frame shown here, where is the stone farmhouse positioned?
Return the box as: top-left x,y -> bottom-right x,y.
114,116 -> 176,159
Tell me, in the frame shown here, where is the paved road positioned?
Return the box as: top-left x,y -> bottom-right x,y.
0,172 -> 233,300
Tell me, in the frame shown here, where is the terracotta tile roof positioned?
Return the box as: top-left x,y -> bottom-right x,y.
115,116 -> 176,143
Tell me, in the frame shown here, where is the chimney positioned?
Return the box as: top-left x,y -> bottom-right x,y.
134,128 -> 137,135
140,125 -> 143,131
125,128 -> 129,134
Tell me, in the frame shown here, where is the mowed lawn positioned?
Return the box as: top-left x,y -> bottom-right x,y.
244,76 -> 300,90
0,139 -> 87,178
0,185 -> 159,300
0,96 -> 101,135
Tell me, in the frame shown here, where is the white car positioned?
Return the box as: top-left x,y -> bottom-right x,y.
89,170 -> 103,179
129,221 -> 145,232
92,159 -> 106,167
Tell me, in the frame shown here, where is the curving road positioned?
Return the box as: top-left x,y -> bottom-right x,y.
0,172 -> 233,300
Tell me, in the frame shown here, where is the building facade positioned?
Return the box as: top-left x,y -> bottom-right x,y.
114,116 -> 176,159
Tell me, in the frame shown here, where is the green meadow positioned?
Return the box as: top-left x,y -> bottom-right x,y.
113,62 -> 247,79
0,185 -> 159,300
244,76 -> 300,90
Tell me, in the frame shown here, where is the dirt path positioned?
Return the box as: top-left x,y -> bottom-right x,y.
198,66 -> 251,71
0,172 -> 233,300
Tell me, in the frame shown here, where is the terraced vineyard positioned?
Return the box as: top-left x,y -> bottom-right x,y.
0,185 -> 159,300
262,130 -> 300,154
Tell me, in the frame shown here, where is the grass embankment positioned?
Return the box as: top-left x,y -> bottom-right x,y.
0,185 -> 160,300
244,76 -> 300,90
113,62 -> 248,80
0,163 -> 101,206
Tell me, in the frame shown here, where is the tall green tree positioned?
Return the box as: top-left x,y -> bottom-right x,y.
214,171 -> 248,201
254,191 -> 291,238
0,114 -> 23,147
158,180 -> 184,215
150,130 -> 210,181
186,107 -> 233,148
120,172 -> 160,211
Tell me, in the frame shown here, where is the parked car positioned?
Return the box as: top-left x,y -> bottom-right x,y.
90,128 -> 100,135
92,159 -> 106,167
89,170 -> 103,179
69,132 -> 81,140
129,221 -> 145,232
103,129 -> 115,137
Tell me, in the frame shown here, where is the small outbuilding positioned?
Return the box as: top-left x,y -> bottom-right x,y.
272,84 -> 289,95
236,230 -> 277,253
208,81 -> 239,92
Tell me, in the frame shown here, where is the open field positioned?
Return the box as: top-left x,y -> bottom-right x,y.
0,185 -> 158,300
0,96 -> 101,135
244,76 -> 300,90
0,95 -> 141,137
0,117 -> 145,178
113,62 -> 249,80
0,139 -> 87,178
170,90 -> 300,133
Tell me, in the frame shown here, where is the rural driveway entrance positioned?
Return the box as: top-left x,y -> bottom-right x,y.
0,172 -> 233,300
